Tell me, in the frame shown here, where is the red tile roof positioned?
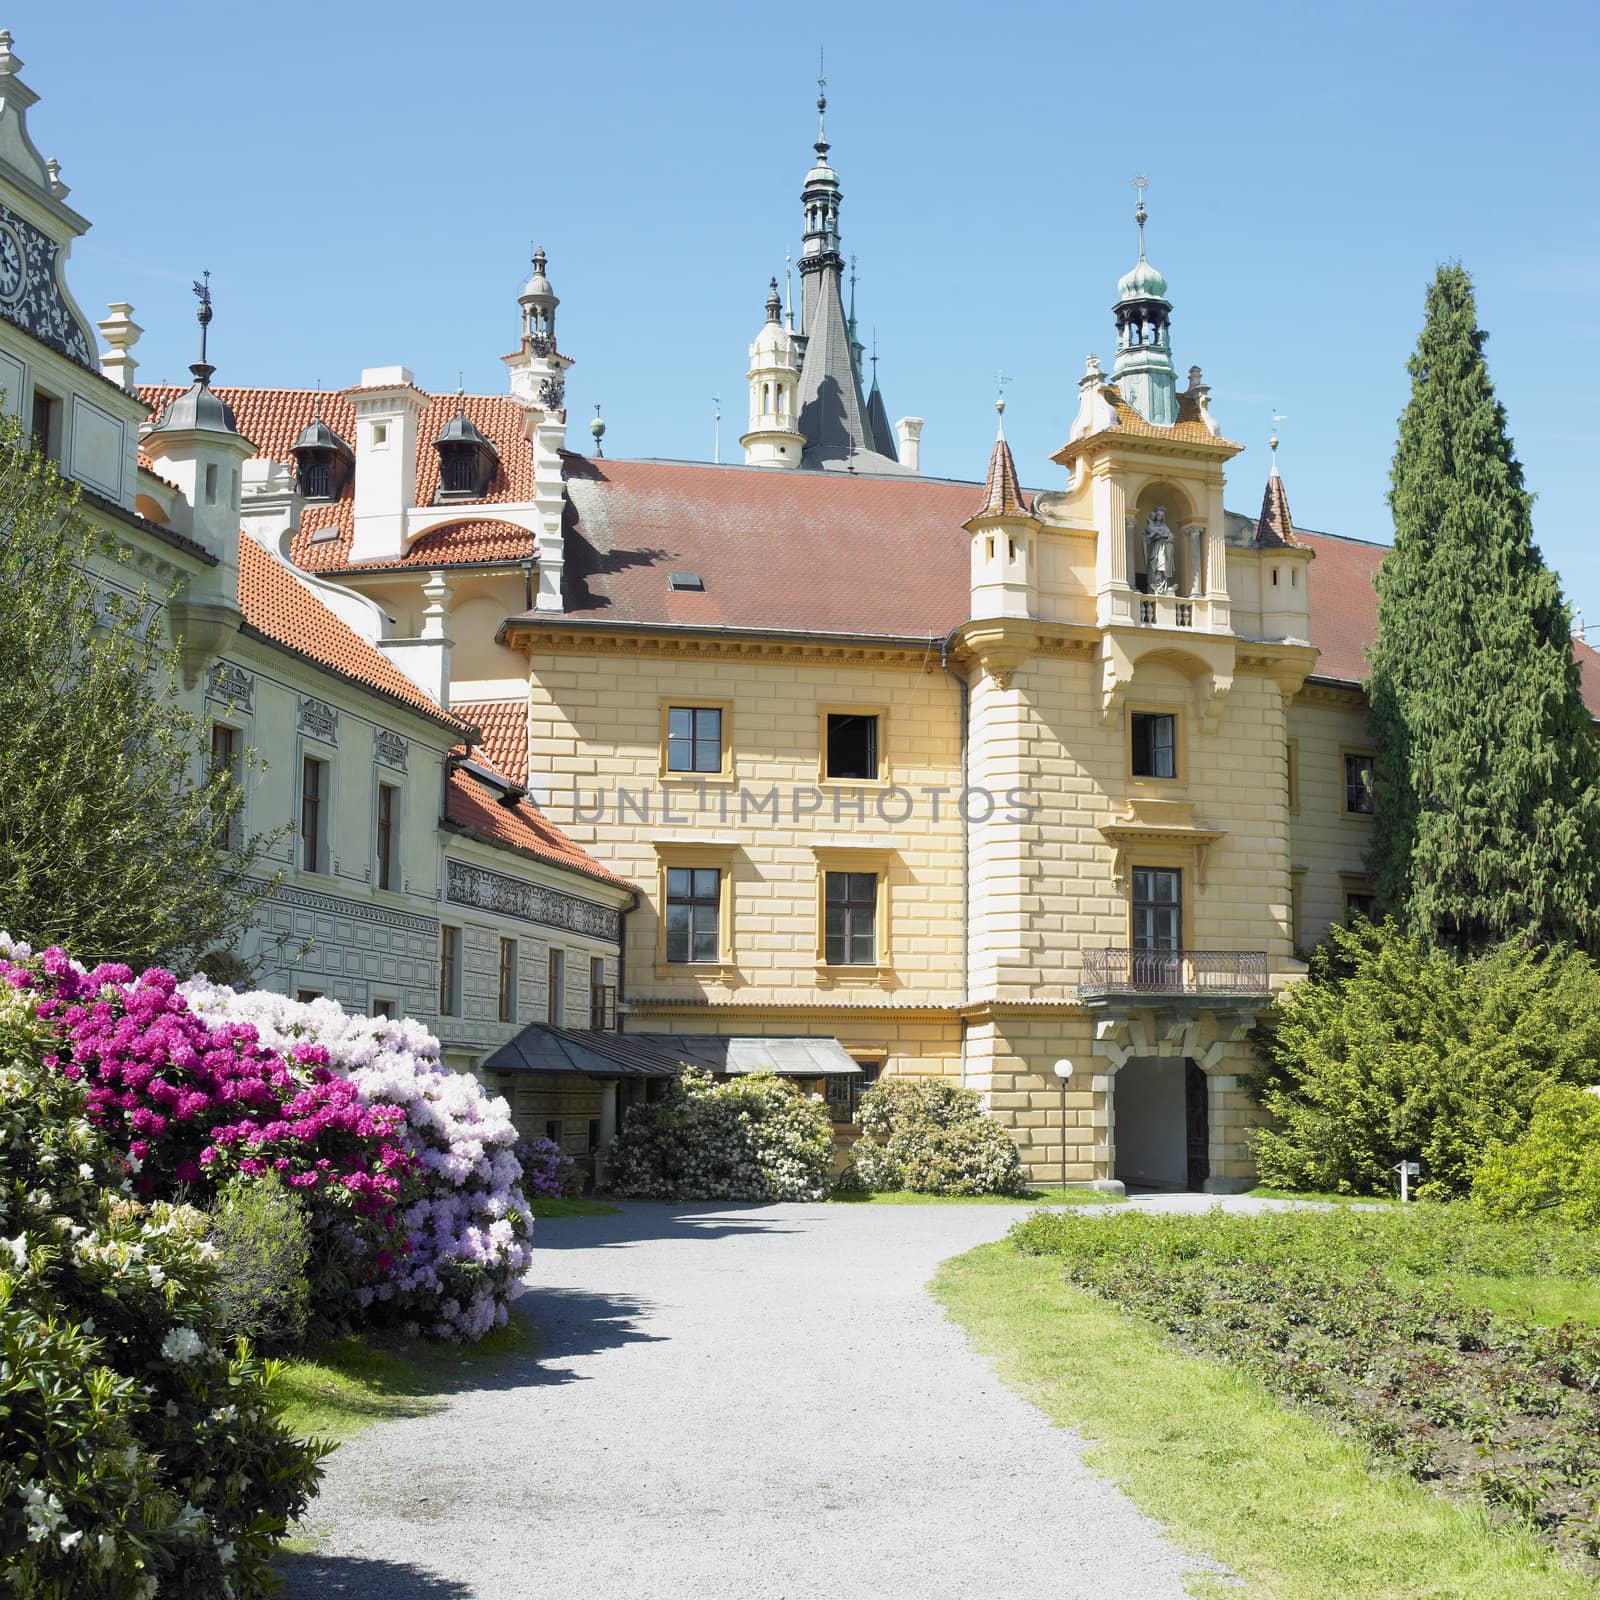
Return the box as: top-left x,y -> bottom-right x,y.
455,698 -> 528,786
444,763 -> 631,890
236,536 -> 469,731
136,385 -> 535,573
1253,471 -> 1303,549
1294,531 -> 1385,685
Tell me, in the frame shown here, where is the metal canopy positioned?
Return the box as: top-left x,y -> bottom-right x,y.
481,1025 -> 860,1081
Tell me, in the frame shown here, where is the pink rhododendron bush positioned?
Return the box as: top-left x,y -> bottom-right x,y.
0,939 -> 532,1343
183,983 -> 534,1342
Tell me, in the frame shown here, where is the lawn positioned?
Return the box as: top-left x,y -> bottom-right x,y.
275,1306 -> 538,1442
936,1242 -> 1596,1600
831,1186 -> 1124,1206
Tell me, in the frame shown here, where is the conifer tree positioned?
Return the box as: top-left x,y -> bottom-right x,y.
1367,263 -> 1600,954
0,411 -> 275,967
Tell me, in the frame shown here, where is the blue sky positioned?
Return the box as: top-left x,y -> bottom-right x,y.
16,1 -> 1600,624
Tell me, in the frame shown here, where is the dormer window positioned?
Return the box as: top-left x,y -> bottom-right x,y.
433,403 -> 499,501
290,410 -> 354,503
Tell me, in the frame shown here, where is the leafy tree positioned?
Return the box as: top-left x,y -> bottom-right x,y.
1251,918 -> 1600,1199
1367,263 -> 1600,953
0,411 -> 274,968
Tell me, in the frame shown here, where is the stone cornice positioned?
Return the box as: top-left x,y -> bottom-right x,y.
501,618 -> 949,672
1295,676 -> 1367,710
1052,425 -> 1244,471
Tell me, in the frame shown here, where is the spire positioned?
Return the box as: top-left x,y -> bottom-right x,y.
145,271 -> 241,439
765,276 -> 782,323
970,399 -> 1031,520
1253,445 -> 1303,548
192,270 -> 214,384
864,331 -> 897,462
815,49 -> 828,161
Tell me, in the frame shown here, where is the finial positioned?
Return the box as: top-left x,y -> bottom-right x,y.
713,395 -> 721,464
765,276 -> 782,322
995,370 -> 1011,437
590,403 -> 606,458
1270,412 -> 1287,476
1132,174 -> 1149,257
191,270 -> 213,377
815,49 -> 829,157
784,254 -> 794,329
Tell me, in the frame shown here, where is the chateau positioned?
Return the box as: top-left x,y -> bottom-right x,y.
9,38 -> 1597,1189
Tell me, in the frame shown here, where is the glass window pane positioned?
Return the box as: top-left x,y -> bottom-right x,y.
693,869 -> 719,899
825,872 -> 846,904
667,868 -> 690,899
851,927 -> 875,964
693,741 -> 721,773
850,873 -> 874,902
1132,869 -> 1151,901
665,904 -> 689,934
697,708 -> 721,744
667,736 -> 692,771
668,708 -> 692,738
825,904 -> 846,940
666,926 -> 688,963
692,925 -> 718,963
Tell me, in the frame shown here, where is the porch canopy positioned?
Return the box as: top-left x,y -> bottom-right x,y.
482,1023 -> 861,1081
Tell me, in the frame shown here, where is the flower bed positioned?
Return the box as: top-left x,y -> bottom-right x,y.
1011,1206 -> 1600,1572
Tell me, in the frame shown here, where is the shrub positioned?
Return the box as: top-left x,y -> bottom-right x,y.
1251,920 -> 1600,1198
1474,1085 -> 1600,1229
180,985 -> 535,1343
0,979 -> 328,1596
608,1069 -> 833,1201
515,1135 -> 582,1199
206,1174 -> 312,1353
842,1078 -> 1028,1196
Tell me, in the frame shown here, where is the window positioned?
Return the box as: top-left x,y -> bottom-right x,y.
590,955 -> 611,1029
375,781 -> 398,891
300,755 -> 329,873
547,948 -> 565,1025
372,998 -> 395,1020
295,989 -> 323,1004
498,938 -> 518,1024
29,388 -> 61,460
665,868 -> 721,963
824,872 -> 877,966
1345,889 -> 1379,922
545,1119 -> 562,1144
204,462 -> 218,505
210,723 -> 242,850
371,421 -> 389,447
1286,738 -> 1301,814
1344,753 -> 1376,814
1131,712 -> 1177,779
825,713 -> 879,781
1131,867 -> 1182,952
439,925 -> 461,1016
587,1119 -> 602,1152
826,1060 -> 882,1124
666,706 -> 722,774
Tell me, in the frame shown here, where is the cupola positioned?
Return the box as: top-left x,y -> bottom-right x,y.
741,278 -> 805,469
290,399 -> 354,502
433,398 -> 499,500
519,246 -> 558,350
1111,181 -> 1178,427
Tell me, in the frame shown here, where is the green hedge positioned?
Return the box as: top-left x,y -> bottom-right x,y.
839,1079 -> 1028,1196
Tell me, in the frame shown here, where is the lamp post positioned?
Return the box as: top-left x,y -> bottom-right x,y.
1053,1060 -> 1074,1191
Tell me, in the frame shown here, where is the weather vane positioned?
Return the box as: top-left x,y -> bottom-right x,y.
1270,412 -> 1288,472
1131,175 -> 1149,245
192,269 -> 213,365
996,368 -> 1011,414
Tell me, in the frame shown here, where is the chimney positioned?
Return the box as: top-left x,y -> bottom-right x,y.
895,416 -> 924,474
346,366 -> 426,564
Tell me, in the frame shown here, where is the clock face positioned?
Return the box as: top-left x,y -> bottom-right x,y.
0,224 -> 24,304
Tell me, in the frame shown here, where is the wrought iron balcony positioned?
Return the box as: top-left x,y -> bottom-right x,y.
1079,948 -> 1270,1002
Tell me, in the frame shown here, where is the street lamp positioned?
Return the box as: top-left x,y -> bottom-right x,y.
1053,1060 -> 1074,1191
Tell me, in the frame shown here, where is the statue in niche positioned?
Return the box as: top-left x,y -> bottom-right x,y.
1143,505 -> 1177,595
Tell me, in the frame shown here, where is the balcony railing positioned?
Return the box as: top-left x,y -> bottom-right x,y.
1079,948 -> 1269,1000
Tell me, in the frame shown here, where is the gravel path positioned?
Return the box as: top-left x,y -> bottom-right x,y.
282,1201 -> 1221,1599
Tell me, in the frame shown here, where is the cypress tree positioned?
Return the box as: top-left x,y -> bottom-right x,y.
1367,263 -> 1600,954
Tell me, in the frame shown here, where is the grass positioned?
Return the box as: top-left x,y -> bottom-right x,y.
830,1186 -> 1124,1206
1425,1273 -> 1600,1329
935,1242 -> 1595,1600
529,1195 -> 620,1218
275,1308 -> 537,1442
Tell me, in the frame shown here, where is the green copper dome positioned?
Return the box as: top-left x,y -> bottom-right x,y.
1117,253 -> 1168,302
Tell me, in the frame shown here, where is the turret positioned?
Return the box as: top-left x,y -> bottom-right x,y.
741,279 -> 805,468
965,402 -> 1038,620
140,275 -> 254,682
1252,432 -> 1314,644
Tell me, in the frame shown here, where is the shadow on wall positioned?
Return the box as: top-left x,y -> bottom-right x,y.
279,1553 -> 473,1598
